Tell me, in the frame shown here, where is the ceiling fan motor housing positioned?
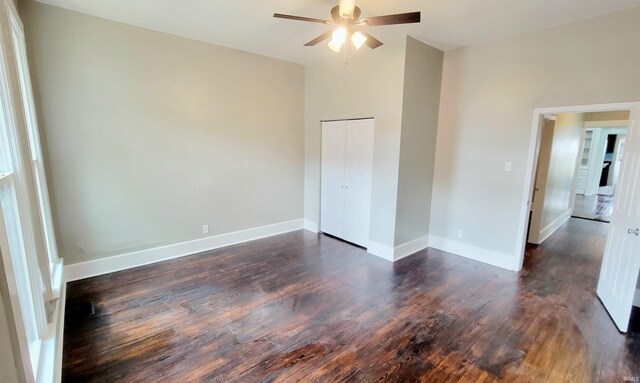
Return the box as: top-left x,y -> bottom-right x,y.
339,0 -> 356,19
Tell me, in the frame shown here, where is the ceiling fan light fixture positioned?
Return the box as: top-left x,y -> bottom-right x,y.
328,40 -> 342,52
339,0 -> 356,18
274,2 -> 420,53
328,27 -> 347,52
351,31 -> 367,49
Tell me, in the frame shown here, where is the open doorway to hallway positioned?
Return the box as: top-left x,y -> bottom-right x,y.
573,112 -> 629,223
517,102 -> 640,334
527,111 -> 629,242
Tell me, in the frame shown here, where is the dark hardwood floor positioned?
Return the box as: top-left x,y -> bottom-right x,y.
572,194 -> 614,222
63,218 -> 640,382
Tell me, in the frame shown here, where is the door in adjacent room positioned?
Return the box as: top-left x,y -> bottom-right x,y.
528,117 -> 555,244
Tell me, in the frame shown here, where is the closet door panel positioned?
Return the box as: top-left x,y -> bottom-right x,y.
343,119 -> 374,247
320,120 -> 346,237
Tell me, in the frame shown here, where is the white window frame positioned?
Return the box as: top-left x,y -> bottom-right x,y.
0,43 -> 42,383
0,0 -> 58,379
0,206 -> 38,383
7,0 -> 60,276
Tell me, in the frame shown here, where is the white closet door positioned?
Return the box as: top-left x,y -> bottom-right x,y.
320,120 -> 346,238
343,119 -> 374,247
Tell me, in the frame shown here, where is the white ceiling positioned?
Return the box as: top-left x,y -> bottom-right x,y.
34,0 -> 640,65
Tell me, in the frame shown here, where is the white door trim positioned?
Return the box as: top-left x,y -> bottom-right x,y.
515,101 -> 640,272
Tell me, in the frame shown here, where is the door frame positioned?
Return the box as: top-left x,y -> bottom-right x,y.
590,127 -> 628,193
515,101 -> 640,271
610,133 -> 627,186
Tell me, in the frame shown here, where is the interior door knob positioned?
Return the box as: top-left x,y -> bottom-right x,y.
628,228 -> 639,236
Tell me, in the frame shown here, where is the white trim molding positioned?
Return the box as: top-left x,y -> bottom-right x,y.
65,219 -> 304,282
429,235 -> 519,271
367,241 -> 394,261
36,280 -> 65,383
303,219 -> 319,233
533,208 -> 572,245
394,236 -> 429,262
367,236 -> 429,262
53,282 -> 65,383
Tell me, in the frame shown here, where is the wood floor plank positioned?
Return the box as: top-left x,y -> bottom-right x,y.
63,219 -> 640,382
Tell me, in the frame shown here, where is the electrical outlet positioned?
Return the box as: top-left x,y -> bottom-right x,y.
76,242 -> 86,254
202,225 -> 209,234
457,230 -> 464,239
504,162 -> 512,172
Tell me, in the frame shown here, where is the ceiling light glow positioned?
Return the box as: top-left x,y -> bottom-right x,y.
328,27 -> 347,52
351,31 -> 367,49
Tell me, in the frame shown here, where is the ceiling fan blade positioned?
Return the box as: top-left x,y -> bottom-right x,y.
304,31 -> 333,46
273,13 -> 330,24
358,30 -> 384,49
360,12 -> 421,26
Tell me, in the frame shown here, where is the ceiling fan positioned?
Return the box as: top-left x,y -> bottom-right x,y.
273,0 -> 420,52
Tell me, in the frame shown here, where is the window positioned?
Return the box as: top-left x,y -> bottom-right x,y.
0,28 -> 45,375
0,0 -> 61,377
8,4 -> 59,270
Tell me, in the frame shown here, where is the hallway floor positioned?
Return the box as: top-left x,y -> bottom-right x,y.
572,194 -> 614,222
63,219 -> 639,382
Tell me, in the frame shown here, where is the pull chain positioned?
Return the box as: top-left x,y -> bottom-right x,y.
343,35 -> 349,66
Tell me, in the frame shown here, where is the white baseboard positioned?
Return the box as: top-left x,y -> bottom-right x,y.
65,219 -> 304,281
367,236 -> 429,262
429,235 -> 518,271
634,288 -> 640,308
536,209 -> 572,245
36,262 -> 65,383
303,219 -> 319,233
394,236 -> 429,261
367,241 -> 394,261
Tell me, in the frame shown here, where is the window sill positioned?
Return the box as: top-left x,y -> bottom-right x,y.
50,259 -> 63,301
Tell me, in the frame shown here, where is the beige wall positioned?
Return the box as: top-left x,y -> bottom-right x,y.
305,37 -> 406,247
431,6 -> 640,262
21,1 -> 304,264
539,113 -> 583,230
394,37 -> 443,246
585,110 -> 630,122
21,0 -> 640,267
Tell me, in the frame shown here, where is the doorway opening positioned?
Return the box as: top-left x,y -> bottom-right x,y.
516,102 -> 640,333
527,112 -> 629,243
572,121 -> 628,223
